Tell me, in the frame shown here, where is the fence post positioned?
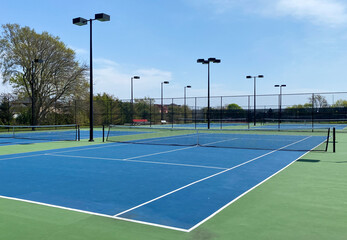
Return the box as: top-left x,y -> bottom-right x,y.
149,99 -> 152,127
195,97 -> 197,129
171,98 -> 174,128
312,93 -> 315,131
220,96 -> 223,129
248,95 -> 250,129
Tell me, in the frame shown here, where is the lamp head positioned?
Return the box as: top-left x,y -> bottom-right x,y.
163,81 -> 169,84
133,76 -> 140,79
258,75 -> 264,78
213,59 -> 221,63
186,85 -> 191,88
73,17 -> 88,26
95,13 -> 110,22
246,76 -> 252,79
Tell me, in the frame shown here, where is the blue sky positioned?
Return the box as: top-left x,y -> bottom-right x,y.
1,0 -> 347,103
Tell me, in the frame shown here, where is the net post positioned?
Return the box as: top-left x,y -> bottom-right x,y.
196,129 -> 199,146
102,125 -> 105,142
78,125 -> 80,141
333,127 -> 336,153
325,127 -> 330,152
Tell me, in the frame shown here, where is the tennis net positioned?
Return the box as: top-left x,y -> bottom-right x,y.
106,125 -> 333,152
0,124 -> 79,141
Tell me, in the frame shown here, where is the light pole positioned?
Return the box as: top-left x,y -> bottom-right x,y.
73,13 -> 110,142
274,84 -> 286,127
131,76 -> 140,123
246,75 -> 264,126
197,58 -> 221,129
30,59 -> 43,127
161,81 -> 169,122
184,85 -> 191,123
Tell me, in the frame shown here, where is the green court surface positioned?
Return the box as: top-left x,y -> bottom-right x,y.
0,134 -> 346,240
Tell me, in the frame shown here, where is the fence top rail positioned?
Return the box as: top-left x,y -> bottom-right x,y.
116,91 -> 347,102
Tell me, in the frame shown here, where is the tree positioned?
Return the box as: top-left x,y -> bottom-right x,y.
0,94 -> 13,124
226,103 -> 242,110
332,99 -> 347,108
0,23 -> 88,124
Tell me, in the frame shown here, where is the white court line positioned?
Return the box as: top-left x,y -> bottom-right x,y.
0,153 -> 47,161
113,136 -> 312,219
124,145 -> 196,160
0,195 -> 189,232
46,153 -> 228,170
1,135 -> 318,232
200,138 -> 238,146
188,136 -> 322,231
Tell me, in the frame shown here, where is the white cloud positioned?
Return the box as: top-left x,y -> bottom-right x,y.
93,59 -> 174,100
68,45 -> 88,56
274,0 -> 347,26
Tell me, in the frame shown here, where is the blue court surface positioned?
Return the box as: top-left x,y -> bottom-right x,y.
0,133 -> 326,232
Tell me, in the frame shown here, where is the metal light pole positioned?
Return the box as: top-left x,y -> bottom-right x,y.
197,58 -> 221,129
161,81 -> 169,122
184,85 -> 191,123
73,13 -> 110,142
31,59 -> 43,127
274,84 -> 286,127
246,75 -> 264,126
131,76 -> 140,124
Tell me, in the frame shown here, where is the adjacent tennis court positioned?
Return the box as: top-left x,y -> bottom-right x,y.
0,126 -> 332,231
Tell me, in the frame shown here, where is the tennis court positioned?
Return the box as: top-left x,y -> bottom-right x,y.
0,126 -> 332,231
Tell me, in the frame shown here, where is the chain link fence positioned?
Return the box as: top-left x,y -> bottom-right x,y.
1,92 -> 347,128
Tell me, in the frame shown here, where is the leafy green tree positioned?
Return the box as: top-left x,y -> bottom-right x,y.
134,97 -> 152,120
226,103 -> 242,110
0,94 -> 13,124
332,99 -> 347,107
0,23 -> 88,124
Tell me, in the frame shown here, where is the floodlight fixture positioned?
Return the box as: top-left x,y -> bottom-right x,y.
246,75 -> 264,126
73,17 -> 88,26
161,81 -> 170,121
72,13 -> 110,141
274,84 -> 287,128
95,13 -> 110,22
196,57 -> 221,129
184,85 -> 192,123
131,76 -> 141,123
